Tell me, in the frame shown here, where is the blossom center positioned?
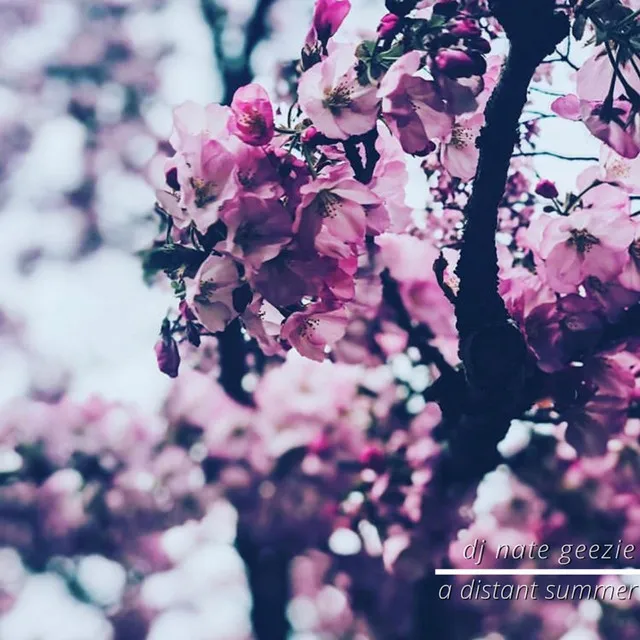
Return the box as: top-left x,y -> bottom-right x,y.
315,190 -> 341,218
450,125 -> 474,149
566,228 -> 600,254
298,317 -> 320,339
630,239 -> 640,264
608,157 -> 630,180
238,110 -> 267,138
191,178 -> 220,208
194,280 -> 221,305
322,83 -> 352,113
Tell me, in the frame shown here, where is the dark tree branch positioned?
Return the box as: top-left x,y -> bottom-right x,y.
217,318 -> 254,406
235,525 -> 291,640
513,151 -> 599,162
201,0 -> 277,106
412,5 -> 569,637
453,0 -> 568,406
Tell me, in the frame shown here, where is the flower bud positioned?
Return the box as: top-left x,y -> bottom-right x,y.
449,18 -> 481,38
434,48 -> 482,78
378,12 -> 401,38
155,336 -> 180,378
301,125 -> 320,145
535,179 -> 559,199
466,36 -> 491,54
312,0 -> 352,44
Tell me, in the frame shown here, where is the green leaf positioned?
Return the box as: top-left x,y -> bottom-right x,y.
140,244 -> 208,282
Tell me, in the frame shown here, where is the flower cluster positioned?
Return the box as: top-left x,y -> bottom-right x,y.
149,0 -> 494,369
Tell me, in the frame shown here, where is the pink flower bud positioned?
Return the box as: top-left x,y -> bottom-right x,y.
359,445 -> 386,473
378,13 -> 400,38
229,83 -> 275,147
449,18 -> 481,38
434,48 -> 479,78
301,125 -> 320,145
312,0 -> 351,44
467,36 -> 491,54
154,336 -> 180,378
535,179 -> 559,199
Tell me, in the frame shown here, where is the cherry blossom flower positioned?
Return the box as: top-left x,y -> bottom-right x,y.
561,355 -> 635,456
294,164 -> 380,253
368,125 -> 413,233
440,112 -> 484,180
178,139 -> 237,232
298,45 -> 380,140
529,206 -> 635,294
552,94 -> 640,159
222,194 -> 293,270
228,83 -> 275,147
378,51 -> 453,155
281,303 -> 349,361
186,255 -> 243,334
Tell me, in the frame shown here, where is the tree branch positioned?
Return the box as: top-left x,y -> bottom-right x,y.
453,0 -> 568,407
217,318 -> 254,406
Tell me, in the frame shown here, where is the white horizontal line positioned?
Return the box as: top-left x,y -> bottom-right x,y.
436,569 -> 640,576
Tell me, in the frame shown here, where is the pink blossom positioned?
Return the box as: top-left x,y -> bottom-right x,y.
552,94 -> 640,159
378,51 -> 453,156
228,83 -> 275,147
185,140 -> 236,232
186,254 -> 243,333
585,275 -> 640,322
232,144 -> 285,199
281,303 -> 349,361
581,100 -> 640,160
562,355 -> 635,456
241,297 -> 285,356
440,113 -> 483,180
168,101 -> 232,153
523,295 -> 604,373
530,206 -> 635,293
298,45 -> 380,140
295,164 -> 380,253
368,124 -> 413,233
222,194 -> 293,270
599,147 -> 640,191
577,47 -> 640,104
